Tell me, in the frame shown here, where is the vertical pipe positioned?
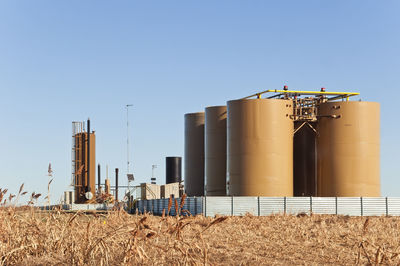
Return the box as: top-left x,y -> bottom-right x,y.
360,197 -> 363,216
98,164 -> 101,192
284,197 -> 287,214
335,197 -> 338,215
105,178 -> 110,194
115,168 -> 119,201
81,133 -> 86,202
87,119 -> 91,192
386,197 -> 389,216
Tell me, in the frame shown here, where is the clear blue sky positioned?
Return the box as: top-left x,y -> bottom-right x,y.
0,1 -> 399,203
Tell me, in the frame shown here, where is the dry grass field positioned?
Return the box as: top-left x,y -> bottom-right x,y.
1,204 -> 400,265
0,187 -> 399,265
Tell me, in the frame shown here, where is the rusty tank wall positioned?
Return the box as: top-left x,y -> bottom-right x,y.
205,106 -> 227,196
227,99 -> 293,196
293,122 -> 317,196
89,133 -> 96,197
184,112 -> 205,196
74,132 -> 96,203
317,101 -> 380,197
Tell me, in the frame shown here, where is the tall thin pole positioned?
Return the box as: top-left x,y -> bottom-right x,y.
115,168 -> 119,201
98,164 -> 101,193
126,104 -> 133,197
126,104 -> 133,175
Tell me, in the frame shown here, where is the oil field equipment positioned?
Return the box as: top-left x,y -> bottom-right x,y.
317,101 -> 380,197
105,178 -> 111,195
227,99 -> 293,196
72,120 -> 96,203
205,106 -> 227,196
293,120 -> 317,196
184,112 -> 205,196
166,157 -> 182,184
184,86 -> 380,197
241,87 -> 379,197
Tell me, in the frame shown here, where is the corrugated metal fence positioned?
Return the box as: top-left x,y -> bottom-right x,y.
133,197 -> 400,217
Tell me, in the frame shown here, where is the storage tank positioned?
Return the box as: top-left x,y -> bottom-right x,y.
184,112 -> 205,196
293,121 -> 317,196
205,106 -> 227,196
317,101 -> 380,197
73,132 -> 96,203
227,99 -> 293,196
165,157 -> 182,184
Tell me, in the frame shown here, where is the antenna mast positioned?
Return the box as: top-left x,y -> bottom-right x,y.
126,104 -> 133,181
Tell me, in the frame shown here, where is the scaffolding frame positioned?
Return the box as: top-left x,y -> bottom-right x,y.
71,121 -> 85,187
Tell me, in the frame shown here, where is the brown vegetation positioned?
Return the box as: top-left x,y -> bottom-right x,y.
0,186 -> 399,265
1,205 -> 400,265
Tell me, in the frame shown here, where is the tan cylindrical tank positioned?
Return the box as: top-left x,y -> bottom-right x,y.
317,101 -> 380,197
184,112 -> 205,196
205,106 -> 227,196
227,99 -> 293,196
293,121 -> 317,196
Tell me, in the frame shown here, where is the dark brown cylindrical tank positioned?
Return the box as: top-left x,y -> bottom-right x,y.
205,106 -> 227,196
227,99 -> 293,196
317,101 -> 380,197
184,112 -> 205,196
293,121 -> 317,196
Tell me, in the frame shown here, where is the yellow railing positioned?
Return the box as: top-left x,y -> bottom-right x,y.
244,89 -> 360,101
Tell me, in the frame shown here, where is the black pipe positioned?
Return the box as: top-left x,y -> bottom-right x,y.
115,168 -> 119,201
87,119 -> 91,192
98,164 -> 101,192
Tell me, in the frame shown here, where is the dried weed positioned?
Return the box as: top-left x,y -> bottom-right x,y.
0,191 -> 399,265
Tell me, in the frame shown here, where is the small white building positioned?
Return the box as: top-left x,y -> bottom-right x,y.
140,183 -> 160,200
160,182 -> 180,199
